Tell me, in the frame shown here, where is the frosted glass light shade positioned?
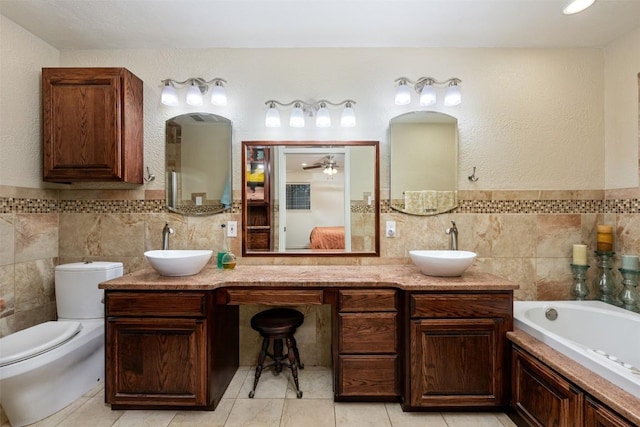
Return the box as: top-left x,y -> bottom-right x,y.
265,106 -> 281,127
315,106 -> 331,127
394,83 -> 411,105
186,84 -> 203,106
563,0 -> 596,14
444,84 -> 462,106
340,105 -> 356,127
419,85 -> 437,106
210,84 -> 227,106
161,84 -> 179,106
289,105 -> 305,127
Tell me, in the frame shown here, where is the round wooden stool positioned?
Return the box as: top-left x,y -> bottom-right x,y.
248,308 -> 304,398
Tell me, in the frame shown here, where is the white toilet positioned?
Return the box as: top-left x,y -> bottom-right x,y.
0,261 -> 123,427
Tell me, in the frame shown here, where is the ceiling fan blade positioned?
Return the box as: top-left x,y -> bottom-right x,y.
302,164 -> 323,170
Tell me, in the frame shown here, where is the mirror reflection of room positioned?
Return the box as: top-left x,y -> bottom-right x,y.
243,141 -> 379,256
166,113 -> 231,216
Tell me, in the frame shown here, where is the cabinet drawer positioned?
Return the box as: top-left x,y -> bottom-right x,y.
410,292 -> 511,318
223,289 -> 323,305
339,289 -> 397,312
106,292 -> 207,317
337,355 -> 399,397
339,313 -> 397,354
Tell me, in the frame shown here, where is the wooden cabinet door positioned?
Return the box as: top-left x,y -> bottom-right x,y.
42,67 -> 143,183
106,317 -> 207,407
585,397 -> 635,427
409,317 -> 506,407
512,347 -> 583,426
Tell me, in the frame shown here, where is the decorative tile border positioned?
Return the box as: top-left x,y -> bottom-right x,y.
2,196 -> 640,215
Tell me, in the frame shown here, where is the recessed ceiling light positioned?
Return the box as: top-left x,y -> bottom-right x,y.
563,0 -> 596,15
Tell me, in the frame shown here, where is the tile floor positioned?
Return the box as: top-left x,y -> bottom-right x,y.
4,366 -> 518,427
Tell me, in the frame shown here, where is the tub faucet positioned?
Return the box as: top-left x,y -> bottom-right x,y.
445,220 -> 458,250
162,222 -> 174,250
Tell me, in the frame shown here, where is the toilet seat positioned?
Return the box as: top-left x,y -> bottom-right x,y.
0,321 -> 82,367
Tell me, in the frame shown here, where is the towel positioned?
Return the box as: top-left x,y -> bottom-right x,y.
437,191 -> 456,211
404,191 -> 424,213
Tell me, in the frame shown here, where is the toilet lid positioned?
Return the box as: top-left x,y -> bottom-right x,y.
0,321 -> 82,367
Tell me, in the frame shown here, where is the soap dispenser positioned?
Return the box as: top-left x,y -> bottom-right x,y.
217,224 -> 227,269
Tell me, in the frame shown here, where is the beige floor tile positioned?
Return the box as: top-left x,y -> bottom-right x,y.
239,366 -> 290,399
28,396 -> 91,427
281,398 -> 335,427
384,403 -> 448,427
495,412 -> 518,426
441,412 -> 509,427
285,366 -> 333,399
168,399 -> 234,427
222,367 -> 251,399
335,402 -> 392,427
56,395 -> 124,427
223,398 -> 284,427
112,409 -> 176,427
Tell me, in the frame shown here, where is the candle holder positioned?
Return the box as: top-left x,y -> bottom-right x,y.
618,268 -> 640,312
593,251 -> 621,306
570,264 -> 590,300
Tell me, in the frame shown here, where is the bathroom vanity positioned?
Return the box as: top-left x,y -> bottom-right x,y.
100,265 -> 516,411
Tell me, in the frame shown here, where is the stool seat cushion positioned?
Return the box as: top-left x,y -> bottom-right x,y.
250,308 -> 304,335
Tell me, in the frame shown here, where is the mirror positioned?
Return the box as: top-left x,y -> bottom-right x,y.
389,111 -> 458,215
165,113 -> 232,215
242,141 -> 379,256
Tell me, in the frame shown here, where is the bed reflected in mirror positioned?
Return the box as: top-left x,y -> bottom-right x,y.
242,141 -> 380,257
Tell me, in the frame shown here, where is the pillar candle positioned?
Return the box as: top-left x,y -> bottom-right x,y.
596,225 -> 613,251
572,244 -> 588,265
621,255 -> 639,270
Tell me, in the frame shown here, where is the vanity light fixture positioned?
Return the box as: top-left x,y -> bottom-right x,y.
394,77 -> 462,106
563,0 -> 596,15
264,99 -> 357,128
160,78 -> 227,107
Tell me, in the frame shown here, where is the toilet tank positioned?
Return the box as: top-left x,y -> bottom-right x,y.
55,261 -> 124,319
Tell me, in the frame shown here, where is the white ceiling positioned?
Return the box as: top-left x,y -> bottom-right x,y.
1,0 -> 639,50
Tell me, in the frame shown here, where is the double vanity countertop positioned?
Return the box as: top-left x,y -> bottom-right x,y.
99,264 -> 518,291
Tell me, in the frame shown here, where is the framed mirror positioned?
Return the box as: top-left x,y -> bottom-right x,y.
165,113 -> 232,215
242,141 -> 380,256
389,111 -> 458,215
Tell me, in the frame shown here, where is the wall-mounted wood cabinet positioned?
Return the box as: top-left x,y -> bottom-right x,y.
42,67 -> 143,183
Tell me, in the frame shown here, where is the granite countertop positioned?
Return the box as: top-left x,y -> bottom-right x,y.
508,330 -> 640,425
99,264 -> 518,291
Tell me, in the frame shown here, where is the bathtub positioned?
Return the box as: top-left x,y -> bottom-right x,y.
513,300 -> 640,397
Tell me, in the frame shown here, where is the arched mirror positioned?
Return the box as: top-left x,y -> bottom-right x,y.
165,113 -> 232,215
389,111 -> 458,215
242,140 -> 380,256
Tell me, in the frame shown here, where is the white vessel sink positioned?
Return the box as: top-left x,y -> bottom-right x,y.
409,250 -> 477,277
144,250 -> 213,276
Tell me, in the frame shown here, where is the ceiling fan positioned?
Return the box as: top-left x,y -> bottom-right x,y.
302,155 -> 337,170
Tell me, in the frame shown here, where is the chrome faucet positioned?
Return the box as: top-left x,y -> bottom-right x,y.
445,220 -> 458,250
162,222 -> 174,250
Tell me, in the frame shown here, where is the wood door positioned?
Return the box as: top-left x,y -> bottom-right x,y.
409,317 -> 506,407
584,397 -> 635,427
512,347 -> 583,426
106,317 -> 207,407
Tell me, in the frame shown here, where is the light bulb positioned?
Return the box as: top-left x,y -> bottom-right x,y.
289,103 -> 305,127
394,82 -> 411,105
444,83 -> 462,106
186,82 -> 203,106
419,84 -> 436,106
563,0 -> 596,15
161,83 -> 179,106
315,104 -> 331,127
210,83 -> 227,106
340,103 -> 356,127
265,104 -> 281,128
